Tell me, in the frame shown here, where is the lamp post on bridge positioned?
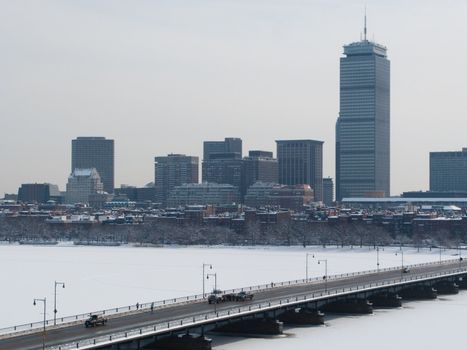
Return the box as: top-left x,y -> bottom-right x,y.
33,297 -> 46,350
206,273 -> 217,292
54,281 -> 65,326
395,250 -> 404,279
202,263 -> 212,299
207,273 -> 218,312
318,259 -> 328,292
305,253 -> 315,281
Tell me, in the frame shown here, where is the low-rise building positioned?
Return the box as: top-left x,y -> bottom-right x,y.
167,183 -> 240,206
18,183 -> 62,203
244,182 -> 314,211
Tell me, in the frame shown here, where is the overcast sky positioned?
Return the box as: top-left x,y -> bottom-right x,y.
1,0 -> 466,196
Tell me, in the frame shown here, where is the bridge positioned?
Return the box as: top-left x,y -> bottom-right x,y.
1,258 -> 466,350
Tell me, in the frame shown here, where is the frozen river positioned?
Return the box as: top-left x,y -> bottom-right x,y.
0,244 -> 465,350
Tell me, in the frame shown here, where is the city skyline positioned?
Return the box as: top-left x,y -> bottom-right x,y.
1,1 -> 467,196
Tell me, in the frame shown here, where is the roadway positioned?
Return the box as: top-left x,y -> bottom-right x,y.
1,259 -> 466,350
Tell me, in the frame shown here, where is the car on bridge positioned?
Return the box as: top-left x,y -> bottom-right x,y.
208,291 -> 254,303
235,291 -> 254,301
208,290 -> 224,304
84,314 -> 108,328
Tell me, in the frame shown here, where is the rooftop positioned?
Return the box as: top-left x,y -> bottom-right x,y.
276,139 -> 324,145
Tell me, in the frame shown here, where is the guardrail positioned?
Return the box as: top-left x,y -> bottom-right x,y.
48,266 -> 467,350
0,257 -> 463,338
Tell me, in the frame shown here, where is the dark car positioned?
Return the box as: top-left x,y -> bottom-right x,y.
208,294 -> 223,304
208,289 -> 224,304
235,291 -> 254,301
84,314 -> 108,328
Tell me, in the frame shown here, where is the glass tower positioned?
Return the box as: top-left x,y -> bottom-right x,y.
72,137 -> 115,194
336,30 -> 390,200
276,140 -> 324,202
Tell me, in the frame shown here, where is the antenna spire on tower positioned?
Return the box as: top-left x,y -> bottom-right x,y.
364,5 -> 367,41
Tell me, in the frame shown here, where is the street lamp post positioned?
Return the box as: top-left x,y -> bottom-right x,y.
33,297 -> 46,350
206,273 -> 218,312
305,253 -> 314,281
439,246 -> 442,264
206,273 -> 217,292
54,281 -> 65,326
395,250 -> 404,279
202,263 -> 212,298
318,259 -> 328,292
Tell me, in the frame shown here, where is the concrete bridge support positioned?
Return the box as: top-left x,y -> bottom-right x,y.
278,308 -> 325,325
398,285 -> 437,300
456,275 -> 467,289
432,281 -> 459,295
368,292 -> 402,308
321,299 -> 373,314
214,317 -> 283,335
143,334 -> 212,350
96,338 -> 151,350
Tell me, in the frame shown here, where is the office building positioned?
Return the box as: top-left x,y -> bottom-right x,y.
242,151 -> 279,195
203,137 -> 242,160
167,183 -> 240,207
430,148 -> 467,192
115,185 -> 157,202
336,19 -> 390,200
323,177 -> 334,206
276,139 -> 323,202
155,154 -> 199,204
65,168 -> 104,204
72,137 -> 114,193
202,152 -> 243,192
17,183 -> 61,203
244,182 -> 314,211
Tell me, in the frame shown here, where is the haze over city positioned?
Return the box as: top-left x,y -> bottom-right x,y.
1,0 -> 466,196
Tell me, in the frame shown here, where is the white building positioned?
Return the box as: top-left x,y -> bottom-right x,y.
65,168 -> 104,204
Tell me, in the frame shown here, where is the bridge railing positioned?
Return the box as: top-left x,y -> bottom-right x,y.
48,266 -> 467,350
0,257 -> 462,338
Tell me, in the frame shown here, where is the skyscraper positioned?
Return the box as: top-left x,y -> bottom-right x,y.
276,140 -> 323,202
202,152 -> 243,191
242,150 -> 279,195
154,154 -> 199,204
202,138 -> 243,197
72,137 -> 115,194
323,177 -> 334,206
336,18 -> 390,200
430,148 -> 467,192
203,137 -> 242,160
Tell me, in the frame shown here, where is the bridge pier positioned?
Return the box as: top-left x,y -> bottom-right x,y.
98,338 -> 149,350
368,292 -> 402,308
278,308 -> 325,325
456,276 -> 467,289
398,285 -> 437,300
144,334 -> 212,350
322,299 -> 373,314
214,317 -> 283,335
432,281 -> 459,295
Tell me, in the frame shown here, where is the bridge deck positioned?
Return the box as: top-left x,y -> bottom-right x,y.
1,259 -> 466,350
